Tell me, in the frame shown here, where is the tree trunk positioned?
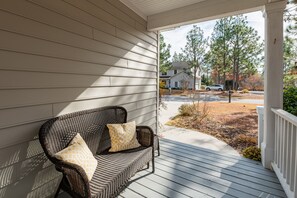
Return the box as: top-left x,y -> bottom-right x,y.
235,56 -> 240,90
217,69 -> 221,84
223,28 -> 226,86
193,67 -> 197,90
236,70 -> 239,90
232,56 -> 236,90
223,54 -> 226,85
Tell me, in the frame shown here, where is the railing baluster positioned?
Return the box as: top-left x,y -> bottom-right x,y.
275,114 -> 279,164
280,117 -> 283,172
292,126 -> 297,197
282,118 -> 286,174
284,120 -> 288,179
285,122 -> 291,183
276,116 -> 282,168
286,122 -> 293,185
292,125 -> 296,192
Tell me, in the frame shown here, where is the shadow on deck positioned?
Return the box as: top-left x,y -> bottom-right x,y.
119,138 -> 286,198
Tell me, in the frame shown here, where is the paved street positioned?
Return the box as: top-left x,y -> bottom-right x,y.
162,94 -> 264,104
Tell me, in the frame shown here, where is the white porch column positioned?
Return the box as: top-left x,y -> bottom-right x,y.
262,0 -> 286,169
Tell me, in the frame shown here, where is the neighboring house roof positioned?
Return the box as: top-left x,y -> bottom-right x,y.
160,76 -> 170,79
170,71 -> 200,80
171,61 -> 189,70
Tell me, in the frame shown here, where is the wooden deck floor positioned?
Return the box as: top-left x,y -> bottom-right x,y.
119,138 -> 286,198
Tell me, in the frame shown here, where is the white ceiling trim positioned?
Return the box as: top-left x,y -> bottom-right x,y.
120,0 -> 286,31
147,0 -> 271,31
120,0 -> 206,16
120,0 -> 148,20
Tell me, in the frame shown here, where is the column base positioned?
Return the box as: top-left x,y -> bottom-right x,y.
261,142 -> 274,169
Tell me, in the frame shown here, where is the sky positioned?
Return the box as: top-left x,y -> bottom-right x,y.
161,11 -> 265,58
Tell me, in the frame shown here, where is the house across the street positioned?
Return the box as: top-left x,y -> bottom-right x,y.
160,62 -> 201,90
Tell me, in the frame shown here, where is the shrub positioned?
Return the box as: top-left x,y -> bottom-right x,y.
195,102 -> 210,124
241,73 -> 264,91
241,89 -> 249,94
178,104 -> 194,116
284,74 -> 297,88
283,86 -> 297,116
159,80 -> 166,89
178,102 -> 210,125
200,85 -> 206,90
242,146 -> 261,161
235,134 -> 257,145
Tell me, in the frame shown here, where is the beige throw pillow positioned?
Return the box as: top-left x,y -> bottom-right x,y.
107,121 -> 141,152
55,133 -> 97,181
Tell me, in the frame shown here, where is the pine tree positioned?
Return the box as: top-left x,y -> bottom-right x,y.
172,51 -> 185,62
207,18 -> 233,84
159,34 -> 171,73
229,16 -> 263,89
207,16 -> 263,89
284,36 -> 297,74
181,25 -> 208,90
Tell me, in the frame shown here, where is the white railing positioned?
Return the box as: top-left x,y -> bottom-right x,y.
272,108 -> 297,198
257,106 -> 264,148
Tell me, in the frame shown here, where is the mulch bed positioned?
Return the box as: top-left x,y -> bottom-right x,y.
166,102 -> 261,153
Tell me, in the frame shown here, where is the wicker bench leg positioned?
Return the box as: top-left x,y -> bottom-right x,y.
154,135 -> 160,157
147,162 -> 150,169
152,157 -> 155,173
54,180 -> 62,198
157,139 -> 160,156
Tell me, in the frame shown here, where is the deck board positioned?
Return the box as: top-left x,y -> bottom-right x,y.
161,140 -> 278,178
122,138 -> 287,198
160,146 -> 282,186
155,156 -> 279,196
120,188 -> 144,198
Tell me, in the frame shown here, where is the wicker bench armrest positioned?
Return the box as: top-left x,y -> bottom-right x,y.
136,126 -> 154,147
56,161 -> 91,198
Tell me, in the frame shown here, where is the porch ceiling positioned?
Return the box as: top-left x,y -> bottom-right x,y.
119,0 -> 206,19
120,0 -> 279,31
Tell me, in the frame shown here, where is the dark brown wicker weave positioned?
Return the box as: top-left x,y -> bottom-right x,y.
39,106 -> 157,198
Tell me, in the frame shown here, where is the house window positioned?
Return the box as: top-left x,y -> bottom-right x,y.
174,70 -> 177,74
175,82 -> 178,88
162,72 -> 167,75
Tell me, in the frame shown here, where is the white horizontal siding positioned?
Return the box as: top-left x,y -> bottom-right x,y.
0,10 -> 156,64
0,50 -> 156,78
0,0 -> 158,197
0,105 -> 52,129
53,92 -> 157,116
93,29 -> 157,58
0,121 -> 45,150
0,71 -> 156,89
0,86 -> 156,109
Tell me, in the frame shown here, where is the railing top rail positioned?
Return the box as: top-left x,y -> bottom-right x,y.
271,108 -> 297,127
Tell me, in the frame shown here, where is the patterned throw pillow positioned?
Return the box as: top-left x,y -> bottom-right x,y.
107,121 -> 141,152
54,133 -> 97,181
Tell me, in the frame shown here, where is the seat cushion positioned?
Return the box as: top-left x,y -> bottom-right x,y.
54,133 -> 97,181
90,147 -> 152,198
107,121 -> 141,152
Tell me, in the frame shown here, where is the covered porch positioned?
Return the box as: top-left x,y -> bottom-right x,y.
0,0 -> 295,197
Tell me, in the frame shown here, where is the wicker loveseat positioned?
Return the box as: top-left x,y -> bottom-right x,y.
39,106 -> 159,198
